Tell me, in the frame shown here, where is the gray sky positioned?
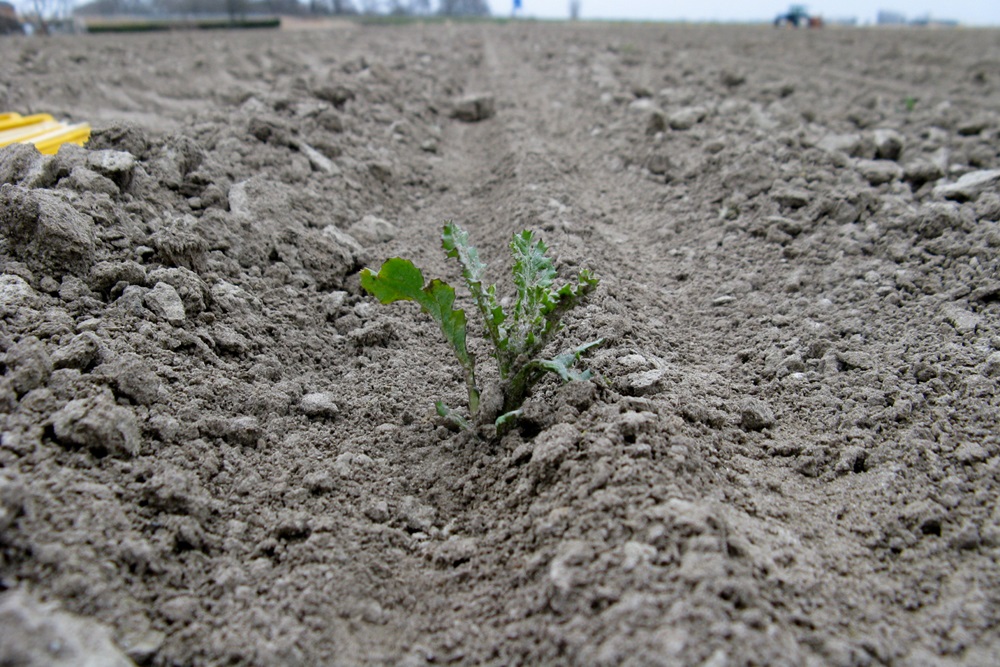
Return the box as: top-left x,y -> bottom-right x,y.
495,1 -> 1000,25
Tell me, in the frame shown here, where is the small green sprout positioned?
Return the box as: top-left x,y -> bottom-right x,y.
360,222 -> 601,434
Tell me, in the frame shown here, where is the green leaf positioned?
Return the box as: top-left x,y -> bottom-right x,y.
509,230 -> 558,351
361,259 -> 470,368
436,401 -> 472,432
442,222 -> 508,357
495,409 -> 523,431
532,339 -> 604,382
361,258 -> 479,413
442,222 -> 488,287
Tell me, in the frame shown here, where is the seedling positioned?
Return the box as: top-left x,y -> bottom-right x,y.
360,222 -> 601,434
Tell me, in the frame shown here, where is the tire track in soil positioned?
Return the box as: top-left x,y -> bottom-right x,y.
386,25 -> 833,663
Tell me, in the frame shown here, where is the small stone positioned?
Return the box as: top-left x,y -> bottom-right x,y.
51,394 -> 140,456
116,285 -> 149,317
212,325 -> 250,355
399,495 -> 436,533
432,537 -> 478,566
0,142 -> 50,187
451,93 -> 496,122
628,98 -> 658,113
348,215 -> 397,245
529,424 -> 577,482
303,469 -> 337,493
316,108 -> 344,133
942,304 -> 982,335
368,161 -> 393,183
144,282 -> 186,324
300,392 -> 340,418
147,267 -> 208,317
834,446 -> 867,475
363,499 -> 389,523
913,202 -> 964,239
975,193 -> 1000,221
322,226 -> 365,258
0,273 -> 41,318
933,169 -> 1000,202
0,185 -> 96,278
312,84 -> 355,108
273,511 -> 311,540
903,159 -> 944,187
87,151 -> 137,187
956,116 -> 992,136
38,275 -> 59,294
0,590 -> 134,667
856,159 -> 903,186
227,416 -> 261,447
5,336 -> 52,396
816,133 -> 864,156
646,109 -> 666,135
739,399 -> 775,431
120,628 -> 166,664
983,352 -> 1000,378
667,106 -> 707,130
954,441 -> 987,464
99,353 -> 161,405
51,331 -> 102,371
645,153 -> 672,175
836,350 -> 875,371
772,187 -> 811,209
873,128 -> 905,161
292,140 -> 338,175
61,166 -> 119,196
623,368 -> 668,396
767,216 -> 804,237
950,522 -> 981,550
88,260 -> 147,295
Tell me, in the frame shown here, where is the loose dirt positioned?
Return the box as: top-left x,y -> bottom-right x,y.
0,20 -> 999,667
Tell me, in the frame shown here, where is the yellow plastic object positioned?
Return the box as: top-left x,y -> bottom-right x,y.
0,111 -> 91,154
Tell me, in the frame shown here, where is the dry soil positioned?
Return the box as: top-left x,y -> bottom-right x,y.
0,20 -> 999,667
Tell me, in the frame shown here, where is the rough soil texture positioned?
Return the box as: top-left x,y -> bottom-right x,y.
1,21 -> 999,667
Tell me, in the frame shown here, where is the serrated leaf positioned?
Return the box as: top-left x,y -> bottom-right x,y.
534,339 -> 604,382
442,222 -> 488,286
510,230 -> 558,352
442,222 -> 508,357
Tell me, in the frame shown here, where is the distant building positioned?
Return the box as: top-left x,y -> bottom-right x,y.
0,1 -> 23,34
876,10 -> 906,25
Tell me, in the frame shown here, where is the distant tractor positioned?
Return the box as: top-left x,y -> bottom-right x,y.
774,5 -> 823,28
0,1 -> 23,35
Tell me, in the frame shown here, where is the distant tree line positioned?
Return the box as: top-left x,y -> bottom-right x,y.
73,0 -> 490,18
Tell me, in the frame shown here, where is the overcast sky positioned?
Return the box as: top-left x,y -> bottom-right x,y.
495,1 -> 1000,25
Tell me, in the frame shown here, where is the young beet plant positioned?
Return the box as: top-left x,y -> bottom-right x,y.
360,222 -> 601,433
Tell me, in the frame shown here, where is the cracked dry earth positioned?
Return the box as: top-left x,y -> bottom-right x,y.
1,19 -> 999,667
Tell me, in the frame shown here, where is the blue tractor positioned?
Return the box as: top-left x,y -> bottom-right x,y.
774,5 -> 821,27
